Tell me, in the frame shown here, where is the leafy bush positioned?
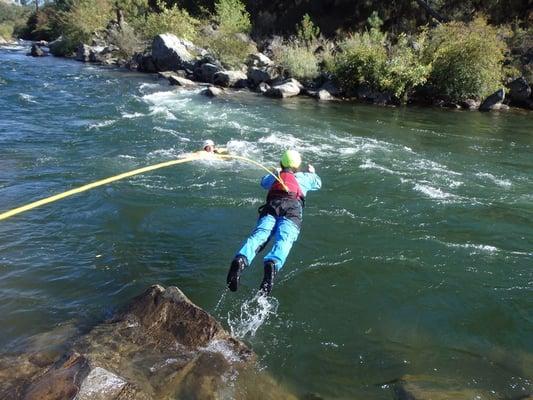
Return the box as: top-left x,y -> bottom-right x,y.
425,17 -> 506,101
296,14 -> 320,48
215,0 -> 251,34
331,12 -> 431,101
0,2 -> 31,39
332,31 -> 388,94
202,32 -> 255,68
54,0 -> 114,53
274,41 -> 319,81
134,1 -> 199,41
199,0 -> 254,68
381,34 -> 431,100
0,23 -> 14,39
108,24 -> 142,58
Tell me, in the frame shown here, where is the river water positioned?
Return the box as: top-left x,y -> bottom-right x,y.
0,44 -> 532,399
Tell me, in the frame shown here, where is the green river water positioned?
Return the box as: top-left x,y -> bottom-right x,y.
0,44 -> 532,399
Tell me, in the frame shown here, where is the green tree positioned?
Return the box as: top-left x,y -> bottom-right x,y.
296,13 -> 320,47
215,0 -> 251,34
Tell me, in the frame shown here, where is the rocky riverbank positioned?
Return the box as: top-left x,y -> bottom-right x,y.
20,27 -> 533,113
0,285 -> 298,400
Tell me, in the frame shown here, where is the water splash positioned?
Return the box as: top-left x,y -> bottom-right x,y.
227,292 -> 279,339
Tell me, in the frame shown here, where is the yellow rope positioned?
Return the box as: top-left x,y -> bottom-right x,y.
0,152 -> 286,222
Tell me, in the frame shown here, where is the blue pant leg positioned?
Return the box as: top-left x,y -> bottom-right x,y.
237,214 -> 276,266
264,217 -> 300,271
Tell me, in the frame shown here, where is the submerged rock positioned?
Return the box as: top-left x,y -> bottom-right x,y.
0,285 -> 302,400
479,88 -> 505,111
392,374 -> 499,400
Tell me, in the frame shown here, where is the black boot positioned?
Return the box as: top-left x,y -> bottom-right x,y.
227,255 -> 247,292
259,261 -> 276,295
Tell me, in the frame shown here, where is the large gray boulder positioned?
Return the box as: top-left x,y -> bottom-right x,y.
479,88 -> 505,111
29,44 -> 46,57
201,86 -> 224,97
213,70 -> 248,88
508,77 -> 531,104
0,285 -> 259,400
133,53 -> 157,73
193,62 -> 222,83
264,78 -> 302,98
168,75 -> 197,87
151,34 -> 195,72
248,52 -> 273,68
76,44 -> 92,62
247,66 -> 279,87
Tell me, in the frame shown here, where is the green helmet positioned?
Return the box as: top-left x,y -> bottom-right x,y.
281,150 -> 302,169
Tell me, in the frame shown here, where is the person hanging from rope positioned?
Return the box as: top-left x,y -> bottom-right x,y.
226,150 -> 322,295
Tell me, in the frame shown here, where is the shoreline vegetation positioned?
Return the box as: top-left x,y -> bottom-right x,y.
0,0 -> 532,111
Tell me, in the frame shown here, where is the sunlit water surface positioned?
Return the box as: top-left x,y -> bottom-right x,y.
0,44 -> 532,399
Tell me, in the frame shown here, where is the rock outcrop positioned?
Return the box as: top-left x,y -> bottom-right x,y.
0,285 -> 296,400
247,66 -> 280,87
201,86 -> 224,97
479,88 -> 506,111
151,34 -> 196,72
507,77 -> 532,109
264,78 -> 302,98
29,43 -> 46,57
213,70 -> 248,88
193,62 -> 222,83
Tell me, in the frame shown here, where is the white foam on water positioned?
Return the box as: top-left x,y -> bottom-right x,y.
139,82 -> 162,93
19,93 -> 37,104
202,339 -> 242,363
475,172 -> 512,188
445,242 -> 499,253
121,112 -> 145,119
360,159 -> 404,176
88,119 -> 116,130
227,292 -> 279,339
317,208 -> 357,219
423,235 -> 500,254
413,183 -> 453,200
146,148 -> 182,159
149,106 -> 177,120
258,133 -> 302,151
411,159 -> 462,176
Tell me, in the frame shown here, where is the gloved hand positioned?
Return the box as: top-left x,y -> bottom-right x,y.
307,164 -> 315,173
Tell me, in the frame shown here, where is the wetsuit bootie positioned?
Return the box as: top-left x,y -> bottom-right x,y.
227,255 -> 247,292
259,261 -> 276,295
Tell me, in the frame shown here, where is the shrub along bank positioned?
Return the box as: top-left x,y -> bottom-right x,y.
10,0 -> 533,110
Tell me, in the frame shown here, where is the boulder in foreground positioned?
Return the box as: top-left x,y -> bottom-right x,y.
0,285 -> 298,400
